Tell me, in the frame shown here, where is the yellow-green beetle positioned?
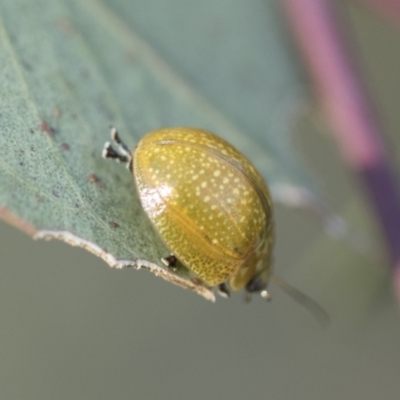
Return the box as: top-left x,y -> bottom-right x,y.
103,127 -> 329,324
103,127 -> 274,298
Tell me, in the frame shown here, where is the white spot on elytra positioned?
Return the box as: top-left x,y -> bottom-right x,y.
214,170 -> 220,177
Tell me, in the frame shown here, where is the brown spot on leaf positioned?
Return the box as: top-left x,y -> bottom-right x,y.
61,143 -> 70,151
40,119 -> 55,136
109,221 -> 119,229
88,173 -> 106,189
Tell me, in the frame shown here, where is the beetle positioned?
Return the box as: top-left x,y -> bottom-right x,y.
103,127 -> 329,323
103,126 -> 274,299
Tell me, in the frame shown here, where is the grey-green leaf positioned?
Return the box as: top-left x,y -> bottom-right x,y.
0,0 -> 316,299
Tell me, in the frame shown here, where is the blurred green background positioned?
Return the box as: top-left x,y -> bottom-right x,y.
1,1 -> 400,399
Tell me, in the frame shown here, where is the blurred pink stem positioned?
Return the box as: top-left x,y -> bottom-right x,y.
281,0 -> 400,305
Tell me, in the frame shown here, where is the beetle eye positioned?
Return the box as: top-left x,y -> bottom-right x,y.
245,276 -> 266,293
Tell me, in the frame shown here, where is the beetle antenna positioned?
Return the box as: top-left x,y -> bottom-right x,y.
270,275 -> 330,327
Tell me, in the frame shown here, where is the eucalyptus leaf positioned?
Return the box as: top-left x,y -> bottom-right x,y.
0,0 -> 317,299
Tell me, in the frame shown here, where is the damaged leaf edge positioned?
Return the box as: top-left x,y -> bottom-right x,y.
33,230 -> 216,302
0,208 -> 215,301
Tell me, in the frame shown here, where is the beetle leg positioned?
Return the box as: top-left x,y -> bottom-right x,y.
110,127 -> 131,158
102,142 -> 130,164
102,127 -> 132,168
260,290 -> 272,301
161,254 -> 178,271
217,283 -> 230,299
245,276 -> 272,301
